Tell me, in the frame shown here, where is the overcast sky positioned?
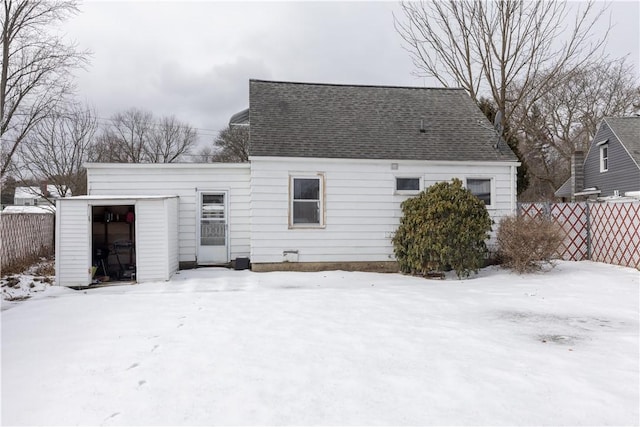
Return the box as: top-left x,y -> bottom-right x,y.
62,1 -> 640,146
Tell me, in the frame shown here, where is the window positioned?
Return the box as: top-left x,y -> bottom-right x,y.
396,177 -> 420,192
600,144 -> 608,172
466,178 -> 492,206
290,176 -> 324,227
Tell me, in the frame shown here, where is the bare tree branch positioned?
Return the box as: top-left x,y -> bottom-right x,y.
15,101 -> 96,200
394,0 -> 609,138
1,0 -> 89,178
90,108 -> 197,163
199,125 -> 249,163
514,57 -> 640,201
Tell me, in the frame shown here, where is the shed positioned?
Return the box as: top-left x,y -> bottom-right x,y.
55,195 -> 179,287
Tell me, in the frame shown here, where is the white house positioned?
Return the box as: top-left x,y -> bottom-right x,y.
14,185 -> 71,207
56,80 -> 520,287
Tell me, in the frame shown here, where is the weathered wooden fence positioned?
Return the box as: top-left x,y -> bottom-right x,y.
519,202 -> 640,269
1,213 -> 55,273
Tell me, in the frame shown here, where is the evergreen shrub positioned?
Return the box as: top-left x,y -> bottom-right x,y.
392,179 -> 492,278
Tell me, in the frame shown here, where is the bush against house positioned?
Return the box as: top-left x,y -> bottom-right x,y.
392,179 -> 492,278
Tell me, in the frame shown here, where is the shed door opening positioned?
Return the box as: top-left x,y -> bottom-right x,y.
91,205 -> 136,282
198,192 -> 228,264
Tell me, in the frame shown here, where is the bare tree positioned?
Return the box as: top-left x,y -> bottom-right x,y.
514,57 -> 640,201
88,132 -> 123,163
394,1 -> 609,139
194,145 -> 216,163
15,102 -> 96,198
145,115 -> 197,163
1,0 -> 89,178
101,108 -> 153,163
201,125 -> 249,163
91,108 -> 197,163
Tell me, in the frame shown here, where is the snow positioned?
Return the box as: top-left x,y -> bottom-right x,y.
2,261 -> 638,426
1,258 -> 55,303
13,185 -> 71,199
2,205 -> 54,214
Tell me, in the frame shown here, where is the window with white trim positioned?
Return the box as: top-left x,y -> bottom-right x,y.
290,175 -> 324,227
396,177 -> 421,193
600,144 -> 608,172
466,178 -> 492,206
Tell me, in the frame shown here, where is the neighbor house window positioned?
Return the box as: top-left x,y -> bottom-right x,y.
466,178 -> 492,206
600,144 -> 608,172
396,177 -> 421,193
290,175 -> 324,227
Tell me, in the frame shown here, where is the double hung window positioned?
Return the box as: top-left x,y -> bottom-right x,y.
290,175 -> 324,227
600,144 -> 608,172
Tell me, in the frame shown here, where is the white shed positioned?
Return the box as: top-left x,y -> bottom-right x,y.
55,195 -> 179,287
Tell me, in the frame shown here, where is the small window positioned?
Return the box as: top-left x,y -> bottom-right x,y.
466,178 -> 492,206
396,177 -> 420,192
600,145 -> 608,172
290,176 -> 324,226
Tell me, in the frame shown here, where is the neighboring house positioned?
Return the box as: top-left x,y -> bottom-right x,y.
556,117 -> 640,201
13,185 -> 72,207
229,108 -> 249,127
56,80 -> 520,287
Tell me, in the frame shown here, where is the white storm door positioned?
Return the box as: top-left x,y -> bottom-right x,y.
198,192 -> 228,264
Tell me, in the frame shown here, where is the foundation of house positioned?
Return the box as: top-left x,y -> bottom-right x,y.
250,261 -> 400,273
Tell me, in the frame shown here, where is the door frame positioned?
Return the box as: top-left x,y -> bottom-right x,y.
196,190 -> 230,264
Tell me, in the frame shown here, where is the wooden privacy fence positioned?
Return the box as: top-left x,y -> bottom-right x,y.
1,213 -> 55,272
518,202 -> 640,269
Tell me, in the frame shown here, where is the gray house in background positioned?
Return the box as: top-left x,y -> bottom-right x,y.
556,117 -> 640,201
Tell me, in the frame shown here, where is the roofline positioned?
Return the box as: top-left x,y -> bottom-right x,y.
249,156 -> 520,167
249,79 -> 466,92
603,117 -> 640,170
84,162 -> 251,170
61,195 -> 179,201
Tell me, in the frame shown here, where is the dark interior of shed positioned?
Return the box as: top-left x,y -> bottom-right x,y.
91,205 -> 136,282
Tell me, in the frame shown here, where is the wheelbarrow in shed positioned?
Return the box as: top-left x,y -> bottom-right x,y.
55,195 -> 179,287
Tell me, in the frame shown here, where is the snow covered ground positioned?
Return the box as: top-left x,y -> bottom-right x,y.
2,261 -> 638,426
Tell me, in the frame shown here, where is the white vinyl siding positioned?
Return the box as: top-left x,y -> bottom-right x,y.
166,197 -> 179,276
56,196 -> 179,287
55,199 -> 90,287
134,198 -> 179,282
87,164 -> 250,264
250,157 -> 517,264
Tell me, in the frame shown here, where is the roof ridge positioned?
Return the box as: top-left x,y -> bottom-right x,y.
249,79 -> 465,91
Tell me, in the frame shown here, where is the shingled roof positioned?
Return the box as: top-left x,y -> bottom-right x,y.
604,117 -> 640,167
248,80 -> 518,162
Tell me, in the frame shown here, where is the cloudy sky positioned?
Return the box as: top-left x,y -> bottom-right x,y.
62,1 -> 640,147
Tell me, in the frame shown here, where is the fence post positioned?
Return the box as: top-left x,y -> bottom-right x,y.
586,202 -> 591,261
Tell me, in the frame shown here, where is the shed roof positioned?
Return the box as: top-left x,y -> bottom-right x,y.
604,117 -> 640,167
248,80 -> 518,162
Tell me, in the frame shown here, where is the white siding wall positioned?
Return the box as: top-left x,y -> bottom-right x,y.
135,199 -> 171,282
87,164 -> 251,264
55,199 -> 90,286
166,197 -> 179,275
250,157 -> 518,264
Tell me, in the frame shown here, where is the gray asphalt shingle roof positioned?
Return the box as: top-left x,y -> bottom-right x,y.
604,117 -> 640,167
248,80 -> 518,162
